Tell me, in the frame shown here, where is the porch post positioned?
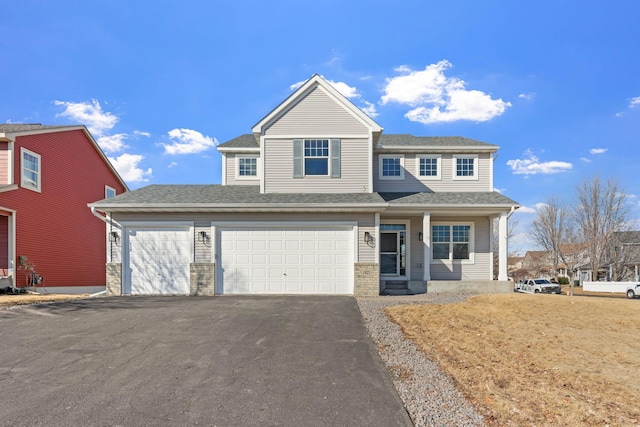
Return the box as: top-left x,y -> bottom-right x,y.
422,212 -> 431,281
498,211 -> 508,281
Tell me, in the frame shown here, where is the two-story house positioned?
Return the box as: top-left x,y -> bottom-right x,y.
89,75 -> 519,296
0,124 -> 127,293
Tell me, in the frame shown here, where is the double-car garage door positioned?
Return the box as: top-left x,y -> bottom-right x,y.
123,224 -> 354,295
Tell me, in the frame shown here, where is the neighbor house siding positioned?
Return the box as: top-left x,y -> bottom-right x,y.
263,138 -> 369,193
373,153 -> 493,192
224,153 -> 260,186
1,130 -> 126,288
0,142 -> 9,184
264,86 -> 368,136
429,216 -> 492,280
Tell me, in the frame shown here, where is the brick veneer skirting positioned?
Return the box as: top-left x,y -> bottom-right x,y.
354,263 -> 380,297
190,263 -> 215,296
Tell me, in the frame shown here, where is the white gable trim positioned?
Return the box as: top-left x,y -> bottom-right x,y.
251,74 -> 383,135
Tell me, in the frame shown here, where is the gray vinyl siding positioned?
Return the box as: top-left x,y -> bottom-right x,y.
111,212 -> 376,264
429,216 -> 492,280
224,153 -> 260,186
263,138 -> 369,193
373,153 -> 492,192
265,86 -> 368,136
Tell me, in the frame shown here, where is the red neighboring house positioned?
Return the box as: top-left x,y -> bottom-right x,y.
0,124 -> 128,294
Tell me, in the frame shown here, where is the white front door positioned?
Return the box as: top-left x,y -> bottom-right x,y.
125,227 -> 191,295
219,226 -> 353,294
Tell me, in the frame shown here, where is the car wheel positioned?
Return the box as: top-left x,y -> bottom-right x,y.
627,289 -> 636,299
534,289 -> 540,293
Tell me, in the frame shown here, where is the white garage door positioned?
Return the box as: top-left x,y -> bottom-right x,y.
125,227 -> 191,295
219,227 -> 353,295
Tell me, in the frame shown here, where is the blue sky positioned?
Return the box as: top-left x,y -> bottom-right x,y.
2,1 -> 639,253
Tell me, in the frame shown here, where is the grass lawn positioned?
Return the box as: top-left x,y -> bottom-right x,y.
0,293 -> 89,307
387,293 -> 640,426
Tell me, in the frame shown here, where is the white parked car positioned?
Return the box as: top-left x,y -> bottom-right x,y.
626,283 -> 640,299
515,278 -> 562,294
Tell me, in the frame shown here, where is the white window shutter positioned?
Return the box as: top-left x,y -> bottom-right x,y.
331,139 -> 341,178
293,139 -> 303,178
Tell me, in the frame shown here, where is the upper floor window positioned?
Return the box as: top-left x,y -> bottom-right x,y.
432,223 -> 473,261
21,148 -> 41,192
293,139 -> 340,178
416,155 -> 441,180
237,155 -> 258,178
453,155 -> 478,180
105,186 -> 116,199
379,155 -> 404,180
304,139 -> 329,175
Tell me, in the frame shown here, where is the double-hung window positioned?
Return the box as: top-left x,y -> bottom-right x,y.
293,139 -> 341,178
379,155 -> 404,180
21,147 -> 41,192
416,155 -> 441,180
237,155 -> 258,179
304,139 -> 329,175
453,155 -> 478,180
432,223 -> 473,261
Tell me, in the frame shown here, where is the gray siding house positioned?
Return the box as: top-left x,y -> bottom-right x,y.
90,74 -> 519,296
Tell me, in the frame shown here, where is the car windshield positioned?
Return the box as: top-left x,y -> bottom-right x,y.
534,279 -> 552,285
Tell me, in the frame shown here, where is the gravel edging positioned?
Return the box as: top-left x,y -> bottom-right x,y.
357,294 -> 485,427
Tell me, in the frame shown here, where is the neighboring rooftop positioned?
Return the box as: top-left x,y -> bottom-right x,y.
0,124 -> 80,134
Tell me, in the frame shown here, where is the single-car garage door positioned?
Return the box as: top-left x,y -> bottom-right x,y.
219,226 -> 353,294
125,226 -> 191,295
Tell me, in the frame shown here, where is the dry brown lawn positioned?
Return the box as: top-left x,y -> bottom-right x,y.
387,293 -> 640,427
0,293 -> 89,307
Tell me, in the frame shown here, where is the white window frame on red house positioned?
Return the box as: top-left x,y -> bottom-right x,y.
20,147 -> 41,192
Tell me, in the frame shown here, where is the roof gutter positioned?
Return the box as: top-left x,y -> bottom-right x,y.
90,206 -> 122,230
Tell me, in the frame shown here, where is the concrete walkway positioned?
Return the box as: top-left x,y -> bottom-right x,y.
0,296 -> 412,426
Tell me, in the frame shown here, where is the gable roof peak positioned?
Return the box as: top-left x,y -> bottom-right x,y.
251,73 -> 383,135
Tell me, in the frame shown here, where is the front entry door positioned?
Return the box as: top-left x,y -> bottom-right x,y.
380,224 -> 406,276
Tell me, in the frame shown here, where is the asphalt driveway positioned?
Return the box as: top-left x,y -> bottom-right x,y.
0,296 -> 412,426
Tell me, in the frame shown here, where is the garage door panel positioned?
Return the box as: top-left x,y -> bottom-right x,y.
220,226 -> 353,295
127,227 -> 191,295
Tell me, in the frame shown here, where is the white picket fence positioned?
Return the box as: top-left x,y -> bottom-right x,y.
582,281 -> 635,293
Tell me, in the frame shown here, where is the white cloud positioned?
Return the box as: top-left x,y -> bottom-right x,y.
517,206 -> 537,214
54,99 -> 118,137
589,148 -> 608,155
326,80 -> 358,98
162,128 -> 218,155
580,157 -> 592,163
630,96 -> 640,108
134,130 -> 151,137
518,93 -> 535,100
381,61 -> 511,124
108,153 -> 152,182
97,133 -> 128,153
168,161 -> 178,168
506,149 -> 573,175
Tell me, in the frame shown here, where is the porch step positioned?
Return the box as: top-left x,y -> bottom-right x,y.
381,280 -> 414,296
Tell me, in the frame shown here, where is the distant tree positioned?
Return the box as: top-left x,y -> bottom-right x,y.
574,175 -> 630,282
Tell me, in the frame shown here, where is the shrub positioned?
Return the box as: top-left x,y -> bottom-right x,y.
557,276 -> 570,285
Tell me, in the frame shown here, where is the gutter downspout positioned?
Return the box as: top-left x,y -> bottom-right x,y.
90,206 -> 121,230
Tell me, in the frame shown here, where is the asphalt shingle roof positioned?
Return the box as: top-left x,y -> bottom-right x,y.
218,133 -> 498,150
377,134 -> 497,149
92,185 -> 519,211
0,124 -> 79,133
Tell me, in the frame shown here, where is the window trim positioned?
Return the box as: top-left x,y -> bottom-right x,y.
416,154 -> 441,180
303,139 -> 330,176
452,154 -> 478,181
235,154 -> 259,180
105,185 -> 116,199
20,147 -> 41,192
379,154 -> 405,180
430,222 -> 475,264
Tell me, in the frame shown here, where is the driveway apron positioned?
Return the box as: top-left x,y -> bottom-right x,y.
0,296 -> 412,426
